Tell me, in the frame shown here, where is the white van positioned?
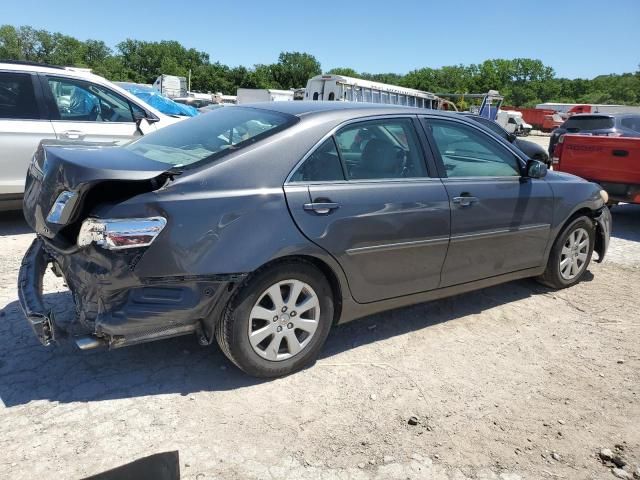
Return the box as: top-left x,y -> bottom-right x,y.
0,61 -> 183,210
496,110 -> 532,136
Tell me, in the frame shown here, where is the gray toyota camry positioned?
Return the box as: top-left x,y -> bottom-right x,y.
19,102 -> 611,377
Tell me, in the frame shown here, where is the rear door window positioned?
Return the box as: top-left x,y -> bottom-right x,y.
621,116 -> 640,133
0,72 -> 40,120
563,116 -> 614,132
290,138 -> 345,182
334,118 -> 427,180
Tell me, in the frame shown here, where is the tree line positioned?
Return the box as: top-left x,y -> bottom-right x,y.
1,24 -> 638,108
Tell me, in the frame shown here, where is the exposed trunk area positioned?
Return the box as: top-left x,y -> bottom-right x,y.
23,141 -> 173,248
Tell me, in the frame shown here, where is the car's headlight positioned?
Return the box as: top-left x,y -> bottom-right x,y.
599,189 -> 609,204
77,217 -> 167,250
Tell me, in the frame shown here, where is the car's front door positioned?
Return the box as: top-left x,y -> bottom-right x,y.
285,116 -> 451,303
41,75 -> 139,145
421,117 -> 554,287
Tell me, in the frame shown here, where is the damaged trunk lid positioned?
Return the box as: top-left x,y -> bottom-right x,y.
23,142 -> 174,243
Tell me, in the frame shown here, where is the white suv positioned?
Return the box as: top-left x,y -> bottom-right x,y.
0,61 -> 183,211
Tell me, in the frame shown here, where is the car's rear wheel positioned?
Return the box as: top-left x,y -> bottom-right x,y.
215,261 -> 334,377
538,216 -> 595,289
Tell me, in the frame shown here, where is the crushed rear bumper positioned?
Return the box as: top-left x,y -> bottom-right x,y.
17,236 -> 246,349
18,238 -> 56,346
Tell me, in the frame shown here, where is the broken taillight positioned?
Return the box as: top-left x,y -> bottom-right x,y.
77,217 -> 167,250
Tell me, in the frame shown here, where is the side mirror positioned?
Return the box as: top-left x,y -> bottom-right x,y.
135,117 -> 154,137
526,159 -> 548,179
507,132 -> 517,142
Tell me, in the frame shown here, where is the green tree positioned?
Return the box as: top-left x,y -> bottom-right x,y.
327,67 -> 359,77
270,51 -> 321,89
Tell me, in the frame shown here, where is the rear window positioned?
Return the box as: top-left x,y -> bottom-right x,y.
563,116 -> 614,131
125,107 -> 297,168
0,72 -> 40,120
620,116 -> 640,133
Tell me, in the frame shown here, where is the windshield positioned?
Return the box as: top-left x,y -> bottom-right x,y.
125,107 -> 297,168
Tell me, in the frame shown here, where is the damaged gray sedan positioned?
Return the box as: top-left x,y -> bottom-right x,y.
19,103 -> 611,377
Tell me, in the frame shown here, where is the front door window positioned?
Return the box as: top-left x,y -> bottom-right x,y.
46,77 -> 135,123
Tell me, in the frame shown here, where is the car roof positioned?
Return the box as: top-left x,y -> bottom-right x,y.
0,60 -> 97,79
566,112 -> 640,119
238,101 -> 463,120
568,113 -> 615,119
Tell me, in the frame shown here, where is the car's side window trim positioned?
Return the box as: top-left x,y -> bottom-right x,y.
419,116 -> 527,179
286,114 -> 436,185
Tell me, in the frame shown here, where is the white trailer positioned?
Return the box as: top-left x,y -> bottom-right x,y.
152,75 -> 187,98
236,89 -> 294,104
304,74 -> 441,109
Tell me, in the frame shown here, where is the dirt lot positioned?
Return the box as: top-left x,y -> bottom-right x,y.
1,175 -> 639,477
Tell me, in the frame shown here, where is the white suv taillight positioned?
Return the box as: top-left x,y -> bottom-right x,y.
77,217 -> 167,250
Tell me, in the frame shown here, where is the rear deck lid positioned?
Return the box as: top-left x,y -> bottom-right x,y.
23,141 -> 173,238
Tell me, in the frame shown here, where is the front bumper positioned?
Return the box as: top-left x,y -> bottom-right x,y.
18,238 -> 56,346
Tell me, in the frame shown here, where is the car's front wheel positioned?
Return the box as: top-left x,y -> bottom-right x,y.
538,216 -> 595,289
215,260 -> 334,377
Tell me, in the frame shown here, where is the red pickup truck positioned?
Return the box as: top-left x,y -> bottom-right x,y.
553,134 -> 640,204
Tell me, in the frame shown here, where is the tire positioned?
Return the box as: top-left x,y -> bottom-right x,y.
537,216 -> 595,289
215,260 -> 334,377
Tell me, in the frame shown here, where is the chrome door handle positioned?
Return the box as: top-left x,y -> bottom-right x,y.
452,196 -> 478,207
60,130 -> 86,140
303,202 -> 340,215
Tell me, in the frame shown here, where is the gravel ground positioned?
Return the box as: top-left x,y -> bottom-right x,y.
0,182 -> 639,477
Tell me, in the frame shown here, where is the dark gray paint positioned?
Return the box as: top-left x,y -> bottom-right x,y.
286,179 -> 450,303
19,102 -> 611,349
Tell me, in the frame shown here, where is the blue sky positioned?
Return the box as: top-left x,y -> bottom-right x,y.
3,0 -> 639,79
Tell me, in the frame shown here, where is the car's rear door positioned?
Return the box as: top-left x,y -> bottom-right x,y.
284,116 -> 450,303
0,70 -> 55,200
39,74 -> 139,144
421,116 -> 554,287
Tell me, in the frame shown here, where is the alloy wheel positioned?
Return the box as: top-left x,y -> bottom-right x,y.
248,279 -> 320,361
559,227 -> 589,280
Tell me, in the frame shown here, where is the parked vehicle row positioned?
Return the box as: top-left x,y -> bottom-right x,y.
548,112 -> 640,157
0,61 -> 185,211
553,134 -> 640,205
18,102 -> 610,377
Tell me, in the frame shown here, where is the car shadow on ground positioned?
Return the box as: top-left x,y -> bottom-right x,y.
0,206 -> 631,407
0,278 -> 555,407
0,211 -> 31,236
610,204 -> 640,242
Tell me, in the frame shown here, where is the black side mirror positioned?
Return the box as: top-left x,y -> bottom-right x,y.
526,159 -> 548,179
507,132 -> 517,142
